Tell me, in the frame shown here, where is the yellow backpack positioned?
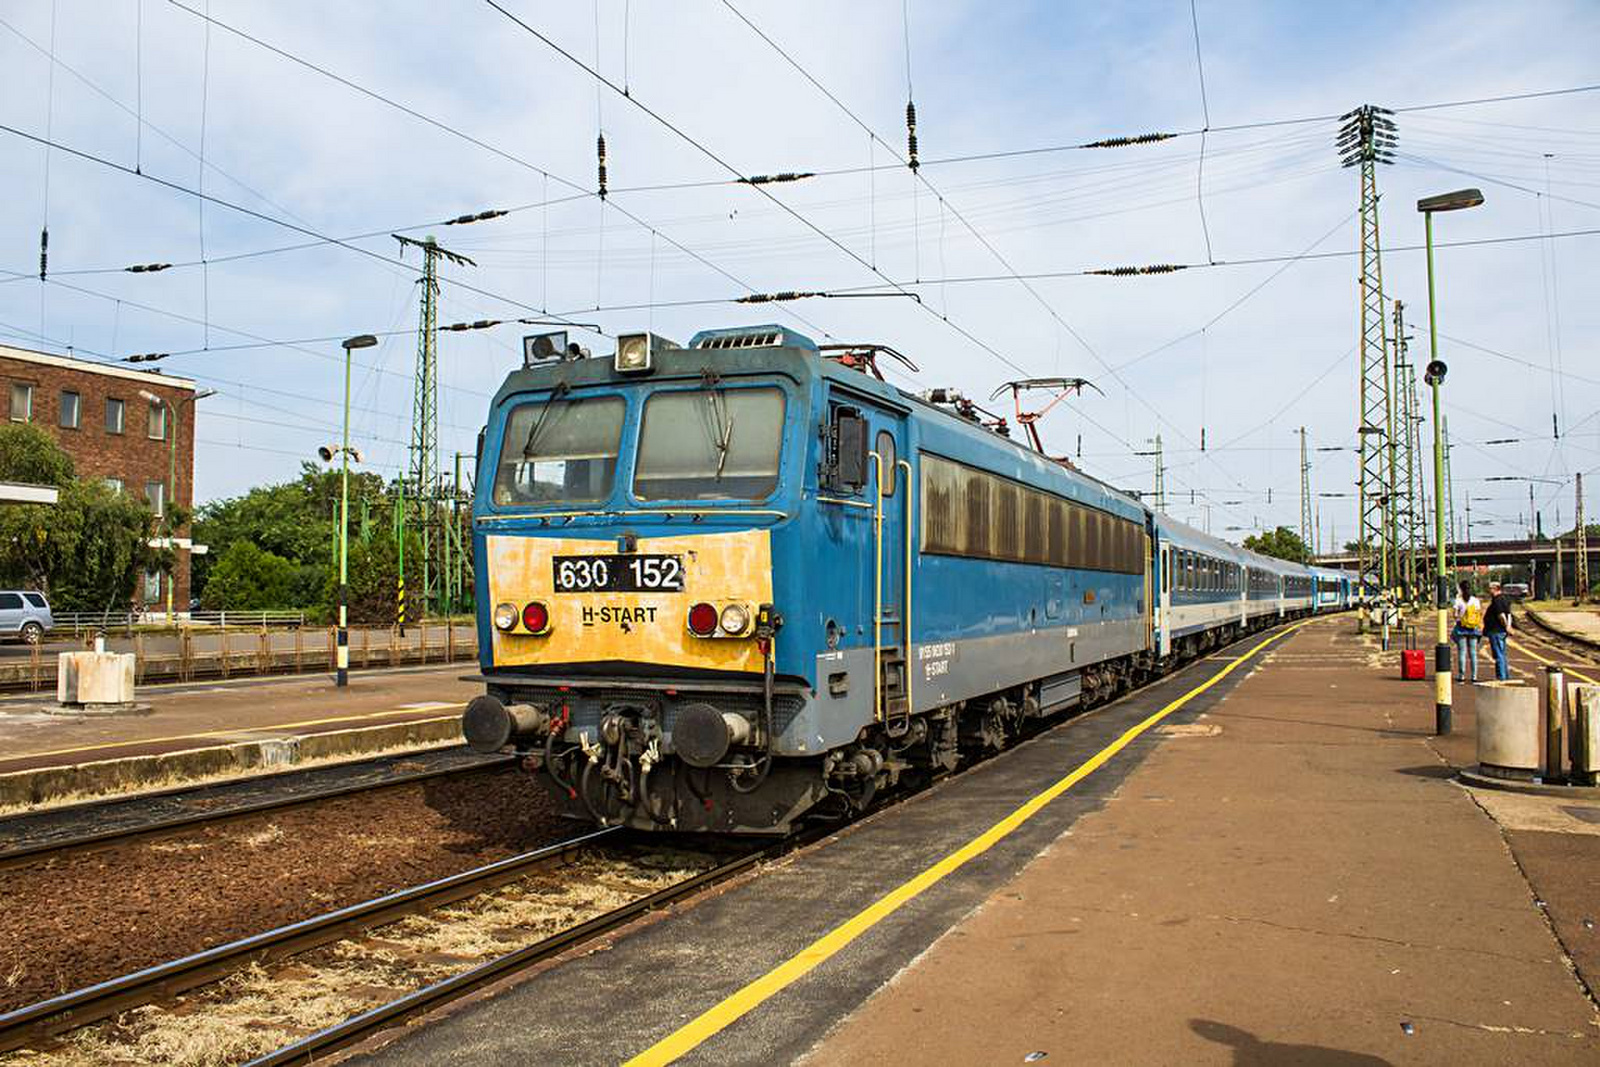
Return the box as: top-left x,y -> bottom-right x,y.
1462,599 -> 1484,630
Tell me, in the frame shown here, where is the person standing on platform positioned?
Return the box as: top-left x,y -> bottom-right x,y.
1482,580 -> 1515,682
1452,580 -> 1484,682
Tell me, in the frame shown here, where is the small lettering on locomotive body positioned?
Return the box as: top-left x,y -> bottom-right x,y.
580,604 -> 660,627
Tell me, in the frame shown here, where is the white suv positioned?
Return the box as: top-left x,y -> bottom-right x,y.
0,591 -> 53,644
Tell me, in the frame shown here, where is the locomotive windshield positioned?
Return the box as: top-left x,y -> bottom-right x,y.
633,386 -> 784,501
492,395 -> 624,506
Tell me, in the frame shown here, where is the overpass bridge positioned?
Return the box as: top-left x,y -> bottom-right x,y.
1315,537 -> 1598,598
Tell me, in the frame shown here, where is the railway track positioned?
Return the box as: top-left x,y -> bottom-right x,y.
0,826 -> 792,1065
1518,611 -> 1600,671
0,619 -> 1317,1065
0,746 -> 515,869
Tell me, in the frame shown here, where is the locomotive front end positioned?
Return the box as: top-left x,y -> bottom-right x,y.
465,329 -> 821,833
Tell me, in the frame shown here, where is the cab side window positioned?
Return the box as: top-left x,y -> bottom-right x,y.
875,430 -> 896,497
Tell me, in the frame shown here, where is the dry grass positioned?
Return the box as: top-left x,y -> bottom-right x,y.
5,850 -> 710,1066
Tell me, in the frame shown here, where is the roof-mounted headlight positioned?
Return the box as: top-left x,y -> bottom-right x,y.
614,332 -> 680,375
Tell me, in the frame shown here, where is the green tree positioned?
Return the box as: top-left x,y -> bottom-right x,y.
200,541 -> 297,610
1243,526 -> 1311,563
333,533 -> 422,625
193,463 -> 387,595
0,422 -> 75,486
0,426 -> 165,611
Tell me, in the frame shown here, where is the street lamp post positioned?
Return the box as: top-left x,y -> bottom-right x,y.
335,334 -> 378,686
1419,187 -> 1484,737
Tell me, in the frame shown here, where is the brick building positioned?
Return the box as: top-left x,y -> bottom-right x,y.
0,343 -> 198,611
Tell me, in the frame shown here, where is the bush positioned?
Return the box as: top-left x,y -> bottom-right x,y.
200,542 -> 296,610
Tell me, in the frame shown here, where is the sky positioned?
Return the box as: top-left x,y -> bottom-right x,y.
0,0 -> 1596,550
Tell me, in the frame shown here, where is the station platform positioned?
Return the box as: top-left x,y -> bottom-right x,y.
354,617 -> 1600,1065
0,664 -> 480,808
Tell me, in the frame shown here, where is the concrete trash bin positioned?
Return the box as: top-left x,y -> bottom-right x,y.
1475,680 -> 1540,780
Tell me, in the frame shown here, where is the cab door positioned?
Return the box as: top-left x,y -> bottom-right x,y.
864,405 -> 910,720
824,388 -> 911,724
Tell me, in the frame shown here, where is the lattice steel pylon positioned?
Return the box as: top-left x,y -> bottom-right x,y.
1399,334 -> 1428,603
1338,105 -> 1397,604
396,234 -> 476,618
1298,427 -> 1312,555
1390,299 -> 1418,600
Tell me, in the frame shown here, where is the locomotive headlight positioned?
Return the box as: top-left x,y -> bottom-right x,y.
615,333 -> 653,374
719,604 -> 751,636
493,602 -> 518,631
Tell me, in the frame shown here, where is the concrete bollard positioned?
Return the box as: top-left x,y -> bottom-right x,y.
57,650 -> 137,707
1475,680 -> 1541,781
1572,685 -> 1599,787
1545,665 -> 1566,784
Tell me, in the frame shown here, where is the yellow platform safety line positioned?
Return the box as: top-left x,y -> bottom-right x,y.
0,706 -> 458,766
1508,636 -> 1599,686
624,616 -> 1318,1066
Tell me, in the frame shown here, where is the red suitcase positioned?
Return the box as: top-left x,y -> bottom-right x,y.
1400,627 -> 1425,680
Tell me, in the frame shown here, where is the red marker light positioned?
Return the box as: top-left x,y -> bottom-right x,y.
522,601 -> 550,634
687,602 -> 718,637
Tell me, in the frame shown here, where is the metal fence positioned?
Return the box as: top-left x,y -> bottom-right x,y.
3,619 -> 478,693
49,610 -> 309,637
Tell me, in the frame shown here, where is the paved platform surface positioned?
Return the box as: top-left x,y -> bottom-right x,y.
1530,606 -> 1600,646
0,664 -> 479,774
352,617 -> 1600,1066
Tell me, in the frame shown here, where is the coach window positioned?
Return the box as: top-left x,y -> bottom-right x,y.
60,390 -> 80,429
875,431 -> 896,497
106,397 -> 125,435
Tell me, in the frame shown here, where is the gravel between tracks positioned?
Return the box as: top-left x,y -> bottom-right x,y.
0,766 -> 566,1014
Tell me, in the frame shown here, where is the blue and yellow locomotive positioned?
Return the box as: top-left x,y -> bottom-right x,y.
461,326 -> 1348,833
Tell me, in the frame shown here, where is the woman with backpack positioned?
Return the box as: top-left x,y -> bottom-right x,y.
1452,580 -> 1484,682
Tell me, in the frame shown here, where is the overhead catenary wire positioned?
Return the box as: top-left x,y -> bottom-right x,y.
158,0 -> 836,344
710,0 -> 1255,525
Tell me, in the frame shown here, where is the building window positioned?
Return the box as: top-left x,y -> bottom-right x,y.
10,383 -> 32,423
104,477 -> 123,494
146,480 -> 166,518
142,569 -> 162,603
60,390 -> 80,429
106,397 -> 125,435
147,398 -> 167,440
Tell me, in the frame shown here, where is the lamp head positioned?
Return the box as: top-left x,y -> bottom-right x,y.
1417,188 -> 1484,213
1424,360 -> 1447,385
318,445 -> 336,462
342,334 -> 378,351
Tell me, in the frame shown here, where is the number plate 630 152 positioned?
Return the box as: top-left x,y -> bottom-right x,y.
551,554 -> 684,593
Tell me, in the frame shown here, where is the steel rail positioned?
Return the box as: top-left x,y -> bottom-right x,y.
246,831 -> 810,1067
0,826 -> 620,1054
249,618 -> 1327,1063
0,750 -> 516,869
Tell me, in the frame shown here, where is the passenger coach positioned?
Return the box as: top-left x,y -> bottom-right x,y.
462,326 -> 1345,833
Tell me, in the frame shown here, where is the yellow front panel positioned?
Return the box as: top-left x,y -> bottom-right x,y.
486,529 -> 773,672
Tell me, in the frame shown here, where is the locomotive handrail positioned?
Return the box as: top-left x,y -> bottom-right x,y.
870,448 -> 885,726
476,508 -> 790,524
898,457 -> 914,730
